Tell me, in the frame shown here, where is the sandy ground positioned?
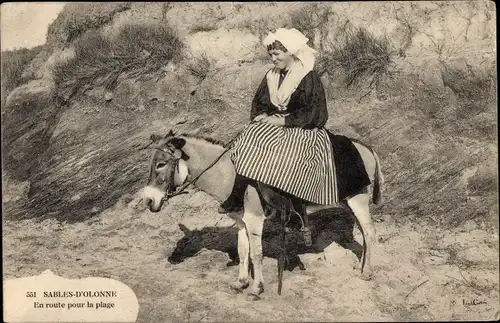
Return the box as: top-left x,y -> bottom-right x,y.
3,189 -> 499,322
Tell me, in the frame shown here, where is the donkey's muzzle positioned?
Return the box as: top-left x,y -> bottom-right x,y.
148,205 -> 161,213
144,198 -> 162,213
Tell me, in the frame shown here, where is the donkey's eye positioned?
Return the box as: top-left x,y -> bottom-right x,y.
156,163 -> 167,169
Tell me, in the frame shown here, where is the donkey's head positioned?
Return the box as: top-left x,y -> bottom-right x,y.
143,130 -> 190,212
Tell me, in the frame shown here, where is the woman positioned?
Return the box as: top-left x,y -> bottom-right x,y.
219,28 -> 331,213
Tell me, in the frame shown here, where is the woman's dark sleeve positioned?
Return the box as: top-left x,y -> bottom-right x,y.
284,71 -> 328,129
250,76 -> 271,120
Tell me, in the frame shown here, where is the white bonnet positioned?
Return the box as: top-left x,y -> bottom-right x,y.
263,28 -> 317,72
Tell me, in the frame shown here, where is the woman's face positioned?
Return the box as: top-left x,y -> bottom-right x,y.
268,49 -> 294,71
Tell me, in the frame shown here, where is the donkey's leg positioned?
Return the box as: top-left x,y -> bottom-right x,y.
347,192 -> 376,281
244,186 -> 266,300
230,219 -> 250,292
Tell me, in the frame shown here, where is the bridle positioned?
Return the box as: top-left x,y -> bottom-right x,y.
152,147 -> 188,201
158,144 -> 234,203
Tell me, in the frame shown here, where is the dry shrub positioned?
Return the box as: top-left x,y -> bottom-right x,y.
440,62 -> 493,118
441,64 -> 492,100
1,46 -> 44,105
289,8 -> 317,45
289,4 -> 332,50
52,23 -> 183,102
239,17 -> 272,42
190,22 -> 218,34
186,53 -> 214,81
47,2 -> 132,45
321,27 -> 394,88
401,78 -> 451,121
314,53 -> 341,77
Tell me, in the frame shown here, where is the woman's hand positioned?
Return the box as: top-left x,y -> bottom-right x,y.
261,115 -> 285,126
253,113 -> 268,122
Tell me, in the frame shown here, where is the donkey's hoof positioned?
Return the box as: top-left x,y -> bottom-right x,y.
254,283 -> 264,295
247,293 -> 261,301
246,282 -> 264,299
360,270 -> 374,281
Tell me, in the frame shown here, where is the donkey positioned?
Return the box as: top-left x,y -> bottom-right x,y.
142,130 -> 384,300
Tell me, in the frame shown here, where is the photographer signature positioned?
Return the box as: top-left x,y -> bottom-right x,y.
451,299 -> 488,306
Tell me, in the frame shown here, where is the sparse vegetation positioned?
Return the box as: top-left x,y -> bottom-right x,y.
238,17 -> 271,42
314,53 -> 340,77
161,2 -> 172,21
289,4 -> 332,50
238,14 -> 290,43
289,8 -> 317,46
321,27 -> 394,88
189,22 -> 218,34
188,6 -> 226,34
440,62 -> 493,117
186,53 -> 214,81
51,23 -> 183,102
46,2 -> 131,45
1,46 -> 45,104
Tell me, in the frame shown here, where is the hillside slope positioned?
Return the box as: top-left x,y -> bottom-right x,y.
2,2 -> 496,229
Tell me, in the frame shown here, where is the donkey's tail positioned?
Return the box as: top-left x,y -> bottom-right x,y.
371,149 -> 384,205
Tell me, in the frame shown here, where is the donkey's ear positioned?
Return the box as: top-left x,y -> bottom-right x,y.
169,138 -> 186,149
164,130 -> 175,139
150,134 -> 163,143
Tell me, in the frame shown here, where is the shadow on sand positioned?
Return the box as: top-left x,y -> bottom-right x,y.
168,207 -> 363,272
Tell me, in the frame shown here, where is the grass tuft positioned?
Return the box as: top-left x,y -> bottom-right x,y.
47,2 -> 132,45
440,62 -> 493,118
321,27 -> 394,88
1,46 -> 45,105
52,23 -> 183,102
186,53 -> 214,81
289,8 -> 317,45
189,22 -> 218,34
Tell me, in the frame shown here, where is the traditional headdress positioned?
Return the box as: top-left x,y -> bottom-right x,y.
262,28 -> 318,111
262,28 -> 317,73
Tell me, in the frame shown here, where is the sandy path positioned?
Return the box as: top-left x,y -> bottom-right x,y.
3,190 -> 499,322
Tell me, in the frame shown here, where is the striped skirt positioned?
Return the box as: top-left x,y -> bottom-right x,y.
230,122 -> 338,205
